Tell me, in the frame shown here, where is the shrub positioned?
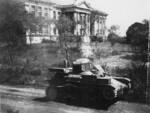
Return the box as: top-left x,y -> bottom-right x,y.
90,35 -> 103,43
42,39 -> 56,44
2,108 -> 20,113
112,64 -> 147,97
107,33 -> 127,45
111,50 -> 120,56
0,60 -> 43,85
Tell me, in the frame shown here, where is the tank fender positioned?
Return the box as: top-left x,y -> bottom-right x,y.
113,77 -> 131,85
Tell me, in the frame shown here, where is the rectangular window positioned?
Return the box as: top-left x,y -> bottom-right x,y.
38,7 -> 42,17
103,29 -> 105,35
58,12 -> 61,19
53,11 -> 56,19
44,8 -> 48,17
44,25 -> 48,34
53,27 -> 56,35
38,25 -> 42,34
31,5 -> 35,16
80,15 -> 82,22
100,29 -> 102,35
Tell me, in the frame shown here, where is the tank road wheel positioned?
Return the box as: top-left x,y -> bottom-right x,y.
102,87 -> 116,101
46,86 -> 57,100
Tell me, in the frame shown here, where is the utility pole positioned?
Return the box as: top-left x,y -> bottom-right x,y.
146,20 -> 150,105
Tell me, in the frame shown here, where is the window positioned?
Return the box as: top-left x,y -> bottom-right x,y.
38,7 -> 42,17
31,5 -> 35,16
80,15 -> 82,22
38,25 -> 42,34
100,29 -> 102,35
44,8 -> 48,17
53,11 -> 56,19
103,29 -> 105,35
58,12 -> 61,19
43,25 -> 48,34
97,29 -> 99,35
53,27 -> 56,35
80,29 -> 82,35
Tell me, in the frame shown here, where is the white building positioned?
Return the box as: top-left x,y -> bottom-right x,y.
21,0 -> 108,44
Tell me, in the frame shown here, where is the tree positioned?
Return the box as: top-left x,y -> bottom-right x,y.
0,0 -> 40,64
0,0 -> 25,47
126,21 -> 148,61
56,15 -> 75,45
108,25 -> 120,34
55,15 -> 75,66
107,32 -> 120,46
126,20 -> 149,102
107,25 -> 121,46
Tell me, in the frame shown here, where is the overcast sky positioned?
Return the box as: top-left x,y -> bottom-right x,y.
51,0 -> 150,36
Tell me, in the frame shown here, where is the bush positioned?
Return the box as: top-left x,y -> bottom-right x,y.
107,33 -> 127,45
0,60 -> 43,85
42,39 -> 56,44
2,107 -> 20,113
111,50 -> 120,56
112,64 -> 147,97
117,37 -> 127,44
90,35 -> 103,43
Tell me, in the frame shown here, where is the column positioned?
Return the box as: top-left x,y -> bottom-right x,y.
74,12 -> 77,35
79,13 -> 81,35
76,12 -> 79,35
85,14 -> 88,35
88,14 -> 90,35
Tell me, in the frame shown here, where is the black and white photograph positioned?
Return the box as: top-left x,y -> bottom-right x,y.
0,0 -> 150,113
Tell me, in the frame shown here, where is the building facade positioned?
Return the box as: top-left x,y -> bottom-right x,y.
23,0 -> 107,43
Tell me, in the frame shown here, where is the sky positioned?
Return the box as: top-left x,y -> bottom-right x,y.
51,0 -> 150,36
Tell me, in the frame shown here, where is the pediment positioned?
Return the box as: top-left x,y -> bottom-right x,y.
76,1 -> 91,10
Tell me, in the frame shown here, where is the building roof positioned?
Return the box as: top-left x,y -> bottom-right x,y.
56,0 -> 107,16
57,0 -> 92,10
93,9 -> 108,16
24,0 -> 56,5
20,0 -> 108,16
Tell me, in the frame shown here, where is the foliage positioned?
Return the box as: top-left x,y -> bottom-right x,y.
107,25 -> 124,46
0,0 -> 39,47
42,39 -> 56,43
55,15 -> 77,64
56,15 -> 78,46
0,60 -> 42,85
126,20 -> 149,63
119,64 -> 147,96
126,21 -> 148,49
103,62 -> 147,98
0,0 -> 41,65
0,0 -> 26,47
2,108 -> 20,113
108,25 -> 120,34
90,35 -> 103,43
107,32 -> 121,46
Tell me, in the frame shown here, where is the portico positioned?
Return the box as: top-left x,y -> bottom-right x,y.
62,5 -> 91,36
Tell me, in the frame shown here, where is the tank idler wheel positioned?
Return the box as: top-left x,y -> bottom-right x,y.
102,87 -> 116,101
46,86 -> 57,100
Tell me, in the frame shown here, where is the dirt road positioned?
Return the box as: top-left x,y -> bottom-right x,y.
0,85 -> 150,113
